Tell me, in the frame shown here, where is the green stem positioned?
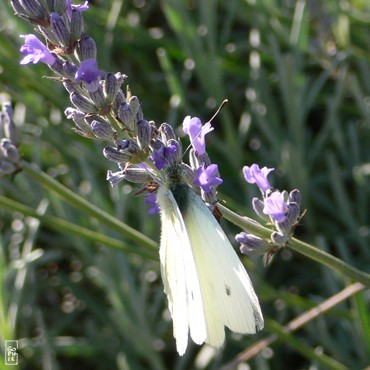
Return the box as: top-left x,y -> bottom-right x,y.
0,195 -> 157,261
268,320 -> 348,370
287,238 -> 370,287
219,203 -> 370,287
218,203 -> 273,237
21,161 -> 158,252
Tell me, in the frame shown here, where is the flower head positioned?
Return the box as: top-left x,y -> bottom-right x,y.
193,163 -> 223,193
243,164 -> 274,193
263,191 -> 288,222
182,116 -> 213,155
75,59 -> 104,92
20,34 -> 56,66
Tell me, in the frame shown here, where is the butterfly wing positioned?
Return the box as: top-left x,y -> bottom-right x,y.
157,184 -> 207,355
184,188 -> 264,348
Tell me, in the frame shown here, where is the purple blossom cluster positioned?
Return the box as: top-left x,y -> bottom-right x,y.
236,164 -> 302,262
12,0 -> 302,263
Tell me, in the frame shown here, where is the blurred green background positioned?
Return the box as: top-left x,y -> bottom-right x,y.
0,0 -> 369,369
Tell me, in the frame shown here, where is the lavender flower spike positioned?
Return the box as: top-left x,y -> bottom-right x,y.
263,191 -> 288,222
182,116 -> 213,155
243,164 -> 274,193
75,59 -> 104,92
20,34 -> 56,66
193,163 -> 223,193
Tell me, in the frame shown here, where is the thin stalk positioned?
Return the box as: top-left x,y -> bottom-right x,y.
21,161 -> 158,252
0,195 -> 157,260
219,203 -> 370,287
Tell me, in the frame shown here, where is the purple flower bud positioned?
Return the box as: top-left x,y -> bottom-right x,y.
275,190 -> 302,236
89,86 -> 106,109
76,35 -> 97,61
167,139 -> 182,163
38,25 -> 60,45
193,163 -> 223,193
112,90 -> 126,117
11,0 -> 28,18
182,116 -> 213,155
117,103 -> 135,131
65,107 -> 93,134
91,119 -> 115,140
20,34 -> 56,66
65,107 -> 85,121
285,201 -> 300,228
189,148 -> 211,171
159,123 -> 177,142
12,0 -> 47,20
48,56 -> 64,75
127,96 -> 143,125
103,73 -> 120,105
251,197 -> 269,222
270,231 -> 289,246
106,165 -> 152,187
104,146 -> 132,163
104,139 -> 143,163
52,0 -> 67,14
137,119 -> 151,149
243,164 -> 274,193
236,232 -> 271,256
70,92 -> 98,113
61,61 -> 78,79
50,12 -> 70,48
118,165 -> 153,183
75,59 -> 104,93
289,189 -> 301,206
70,8 -> 84,41
263,191 -> 288,222
66,0 -> 89,19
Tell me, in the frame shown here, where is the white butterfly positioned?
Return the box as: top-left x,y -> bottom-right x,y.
157,169 -> 264,355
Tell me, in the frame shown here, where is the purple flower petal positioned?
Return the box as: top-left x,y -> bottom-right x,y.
151,144 -> 177,170
145,192 -> 160,214
75,59 -> 104,92
263,191 -> 287,222
182,116 -> 213,155
20,34 -> 56,66
193,163 -> 223,193
243,164 -> 274,192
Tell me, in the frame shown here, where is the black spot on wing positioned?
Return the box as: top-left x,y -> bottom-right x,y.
225,285 -> 231,296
